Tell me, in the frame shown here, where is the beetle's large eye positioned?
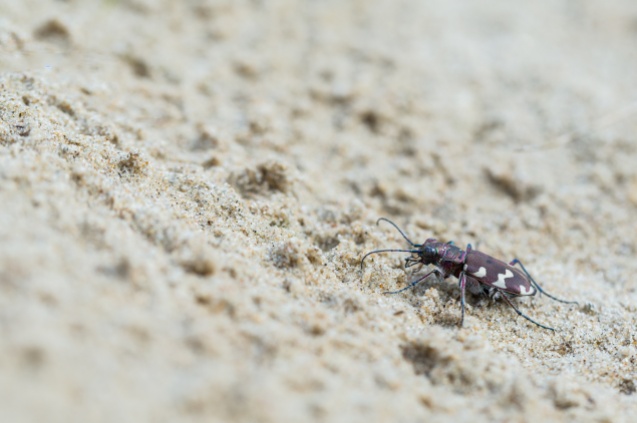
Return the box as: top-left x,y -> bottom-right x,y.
422,246 -> 437,261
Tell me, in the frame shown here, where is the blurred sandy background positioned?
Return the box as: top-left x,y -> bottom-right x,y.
1,1 -> 637,422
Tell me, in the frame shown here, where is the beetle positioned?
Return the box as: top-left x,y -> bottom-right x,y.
361,218 -> 578,331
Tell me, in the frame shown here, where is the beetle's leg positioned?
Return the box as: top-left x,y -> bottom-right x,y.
500,292 -> 556,331
458,272 -> 467,327
502,293 -> 555,332
383,269 -> 439,295
509,259 -> 578,305
405,258 -> 423,270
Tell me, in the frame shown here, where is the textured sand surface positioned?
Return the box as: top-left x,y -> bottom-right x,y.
1,1 -> 637,422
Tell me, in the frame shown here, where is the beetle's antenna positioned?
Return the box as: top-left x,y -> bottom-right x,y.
376,218 -> 417,246
360,249 -> 421,270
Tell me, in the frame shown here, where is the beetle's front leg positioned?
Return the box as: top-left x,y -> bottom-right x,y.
383,268 -> 441,295
458,271 -> 467,327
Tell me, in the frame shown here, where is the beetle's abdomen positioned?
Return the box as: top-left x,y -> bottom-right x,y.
463,250 -> 536,296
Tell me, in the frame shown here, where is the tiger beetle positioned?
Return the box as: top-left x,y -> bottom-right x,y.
361,218 -> 578,331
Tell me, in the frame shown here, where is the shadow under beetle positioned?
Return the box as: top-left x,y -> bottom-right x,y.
361,218 -> 578,331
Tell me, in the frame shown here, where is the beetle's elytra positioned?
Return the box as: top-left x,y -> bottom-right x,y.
362,218 -> 578,331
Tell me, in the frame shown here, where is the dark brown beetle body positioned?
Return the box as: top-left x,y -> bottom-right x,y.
463,249 -> 536,296
362,218 -> 577,331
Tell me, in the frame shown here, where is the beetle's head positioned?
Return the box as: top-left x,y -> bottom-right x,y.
417,239 -> 440,265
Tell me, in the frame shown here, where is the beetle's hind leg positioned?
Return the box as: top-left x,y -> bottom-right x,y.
509,259 -> 578,305
500,292 -> 556,331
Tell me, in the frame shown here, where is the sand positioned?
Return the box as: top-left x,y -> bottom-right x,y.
1,1 -> 637,422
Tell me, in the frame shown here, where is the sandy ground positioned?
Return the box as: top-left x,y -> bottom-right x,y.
1,1 -> 637,422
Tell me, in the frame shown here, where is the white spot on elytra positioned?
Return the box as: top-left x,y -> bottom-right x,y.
492,269 -> 514,289
470,266 -> 487,278
518,284 -> 535,295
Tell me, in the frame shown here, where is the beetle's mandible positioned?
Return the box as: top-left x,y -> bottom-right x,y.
361,218 -> 578,331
